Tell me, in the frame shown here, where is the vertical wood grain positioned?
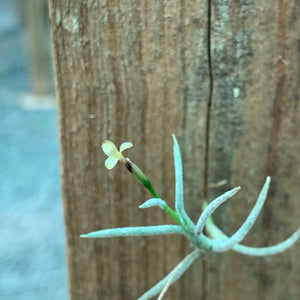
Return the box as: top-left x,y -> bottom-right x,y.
207,1 -> 300,299
25,0 -> 54,95
49,0 -> 300,299
49,1 -> 209,299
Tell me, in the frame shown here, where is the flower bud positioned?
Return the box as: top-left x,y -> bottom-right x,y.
125,158 -> 159,198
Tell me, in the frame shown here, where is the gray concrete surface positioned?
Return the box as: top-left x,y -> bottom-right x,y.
0,2 -> 68,299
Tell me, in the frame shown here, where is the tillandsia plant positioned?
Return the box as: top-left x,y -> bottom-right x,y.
81,135 -> 300,300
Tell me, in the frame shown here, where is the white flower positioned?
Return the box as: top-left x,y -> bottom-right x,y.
102,140 -> 133,170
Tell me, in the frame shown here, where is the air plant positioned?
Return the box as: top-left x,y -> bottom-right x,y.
81,135 -> 300,299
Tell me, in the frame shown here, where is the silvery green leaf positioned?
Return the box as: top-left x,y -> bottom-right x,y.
138,250 -> 200,300
139,198 -> 167,209
172,134 -> 194,229
232,228 -> 300,256
81,225 -> 186,238
205,194 -> 300,256
195,186 -> 241,236
212,177 -> 271,252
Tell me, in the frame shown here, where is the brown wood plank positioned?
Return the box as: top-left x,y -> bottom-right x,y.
49,0 -> 300,299
207,1 -> 300,299
49,1 -> 209,299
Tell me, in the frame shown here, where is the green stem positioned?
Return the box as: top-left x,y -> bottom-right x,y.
145,189 -> 181,225
162,203 -> 181,225
124,159 -> 181,225
144,181 -> 159,198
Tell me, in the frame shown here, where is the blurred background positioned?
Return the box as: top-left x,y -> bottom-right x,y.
0,1 -> 68,299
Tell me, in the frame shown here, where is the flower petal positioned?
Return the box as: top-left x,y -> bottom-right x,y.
102,140 -> 118,156
120,142 -> 133,153
105,156 -> 119,170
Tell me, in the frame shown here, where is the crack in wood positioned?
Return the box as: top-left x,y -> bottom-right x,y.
202,1 -> 214,300
204,0 -> 214,201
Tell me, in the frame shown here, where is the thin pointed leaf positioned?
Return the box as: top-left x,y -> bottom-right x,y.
232,228 -> 300,256
138,250 -> 200,300
213,177 -> 271,252
140,198 -> 181,225
172,134 -> 194,228
139,198 -> 166,209
206,215 -> 300,256
81,225 -> 186,238
195,186 -> 241,236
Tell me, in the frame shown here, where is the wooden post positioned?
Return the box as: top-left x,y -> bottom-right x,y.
25,0 -> 54,96
49,1 -> 300,299
206,1 -> 300,299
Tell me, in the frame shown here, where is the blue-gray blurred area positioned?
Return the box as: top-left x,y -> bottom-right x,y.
0,1 -> 68,299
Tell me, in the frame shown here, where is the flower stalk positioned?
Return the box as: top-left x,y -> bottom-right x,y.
125,158 -> 159,198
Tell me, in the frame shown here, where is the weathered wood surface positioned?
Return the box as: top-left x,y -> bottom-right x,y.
49,0 -> 300,299
207,1 -> 300,300
25,0 -> 54,95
